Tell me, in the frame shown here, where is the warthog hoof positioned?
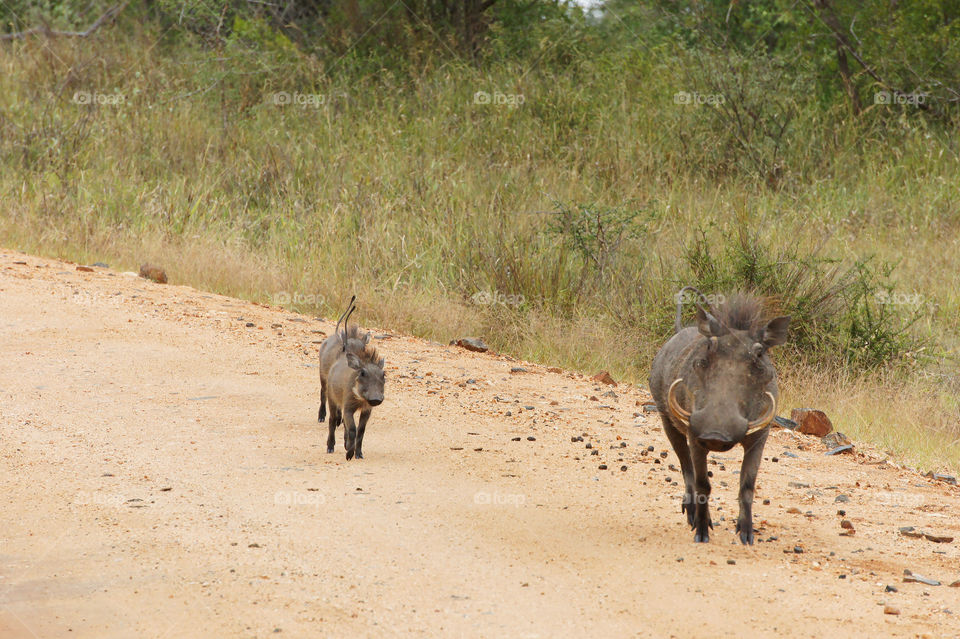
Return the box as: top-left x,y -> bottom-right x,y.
682,492 -> 695,527
693,515 -> 713,543
318,406 -> 326,422
326,446 -> 334,454
736,520 -> 755,545
346,449 -> 355,460
355,451 -> 363,459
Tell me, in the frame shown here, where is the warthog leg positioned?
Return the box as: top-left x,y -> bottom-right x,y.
690,440 -> 713,543
326,405 -> 341,454
736,427 -> 769,545
318,377 -> 327,423
344,410 -> 358,460
354,409 -> 372,460
661,413 -> 696,527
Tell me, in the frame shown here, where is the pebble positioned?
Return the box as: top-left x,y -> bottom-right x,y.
585,443 -> 592,449
727,559 -> 736,565
620,465 -> 627,472
590,450 -> 599,456
763,499 -> 770,505
598,464 -> 608,470
659,451 -> 668,459
903,569 -> 940,586
883,605 -> 900,615
885,585 -> 898,592
511,437 -> 521,441
526,436 -> 536,441
835,494 -> 850,503
781,451 -> 799,458
647,446 -> 655,452
510,367 -> 527,373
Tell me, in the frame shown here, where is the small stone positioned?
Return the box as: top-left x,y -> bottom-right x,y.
591,450 -> 599,456
923,533 -> 954,543
453,337 -> 488,353
788,482 -> 809,489
835,494 -> 850,503
524,406 -> 534,411
794,546 -> 804,553
620,465 -> 627,472
837,509 -> 846,516
245,322 -> 255,328
526,436 -> 536,441
511,437 -> 521,441
771,457 -> 779,463
900,527 -> 923,538
781,451 -> 799,458
786,507 -> 802,514
510,367 -> 527,374
620,442 -> 627,448
822,432 -> 851,448
92,261 -> 109,268
884,605 -> 900,616
903,569 -> 940,586
591,371 -> 617,386
76,265 -> 94,272
647,446 -> 655,452
763,499 -> 770,505
727,559 -> 736,565
585,443 -> 592,449
949,581 -> 960,588
139,263 -> 168,284
505,411 -> 512,416
885,585 -> 898,592
791,408 -> 832,436
598,464 -> 607,470
825,444 -> 854,456
659,451 -> 668,459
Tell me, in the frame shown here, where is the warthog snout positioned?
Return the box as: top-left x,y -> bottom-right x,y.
367,397 -> 383,407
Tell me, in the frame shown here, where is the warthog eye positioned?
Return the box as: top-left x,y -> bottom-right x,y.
359,369 -> 366,377
694,358 -> 708,369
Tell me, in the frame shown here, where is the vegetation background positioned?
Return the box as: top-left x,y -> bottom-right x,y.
1,0 -> 958,469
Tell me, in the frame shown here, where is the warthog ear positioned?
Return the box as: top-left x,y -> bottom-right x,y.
696,307 -> 726,338
362,332 -> 371,345
378,357 -> 385,369
761,316 -> 791,347
346,352 -> 362,370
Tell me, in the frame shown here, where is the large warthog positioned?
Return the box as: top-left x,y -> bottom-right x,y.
318,297 -> 386,460
649,288 -> 790,544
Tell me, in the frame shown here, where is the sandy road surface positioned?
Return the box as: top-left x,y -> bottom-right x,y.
0,249 -> 958,638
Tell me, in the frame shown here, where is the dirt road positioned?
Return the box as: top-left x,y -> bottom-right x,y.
0,249 -> 958,638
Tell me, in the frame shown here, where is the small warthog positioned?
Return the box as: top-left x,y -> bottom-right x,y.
318,296 -> 370,424
319,297 -> 386,460
649,288 -> 790,544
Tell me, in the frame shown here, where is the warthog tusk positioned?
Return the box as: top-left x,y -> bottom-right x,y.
746,392 -> 776,436
667,378 -> 691,430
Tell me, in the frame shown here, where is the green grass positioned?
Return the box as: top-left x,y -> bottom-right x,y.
1,21 -> 958,471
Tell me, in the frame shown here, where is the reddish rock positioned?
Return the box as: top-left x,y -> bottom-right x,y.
76,265 -> 94,272
547,366 -> 563,374
452,337 -> 488,353
791,408 -> 833,437
592,371 -> 617,386
139,263 -> 168,284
